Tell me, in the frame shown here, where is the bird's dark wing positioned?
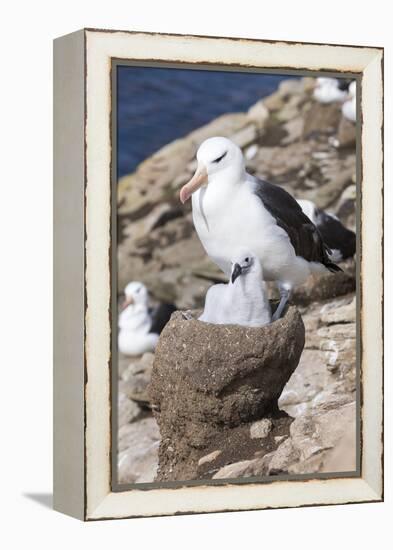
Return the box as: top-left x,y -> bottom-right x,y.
253,178 -> 342,272
315,208 -> 356,260
149,304 -> 177,335
337,78 -> 352,92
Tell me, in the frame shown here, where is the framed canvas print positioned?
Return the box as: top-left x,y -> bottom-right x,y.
53,29 -> 384,521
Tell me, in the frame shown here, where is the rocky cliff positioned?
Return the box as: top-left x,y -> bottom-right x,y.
117,77 -> 357,484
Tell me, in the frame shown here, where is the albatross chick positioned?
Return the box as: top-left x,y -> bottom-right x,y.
199,252 -> 271,327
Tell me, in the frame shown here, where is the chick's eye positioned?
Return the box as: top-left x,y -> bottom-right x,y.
212,151 -> 227,163
245,257 -> 249,262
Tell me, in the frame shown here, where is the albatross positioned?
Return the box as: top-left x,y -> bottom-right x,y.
199,252 -> 271,327
342,81 -> 356,122
313,77 -> 349,104
118,282 -> 176,356
179,137 -> 342,320
297,199 -> 356,262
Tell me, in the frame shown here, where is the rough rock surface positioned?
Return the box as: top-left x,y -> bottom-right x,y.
279,293 -> 356,418
120,352 -> 154,405
116,77 -> 357,484
149,307 -> 305,481
117,417 -> 160,484
117,353 -> 159,484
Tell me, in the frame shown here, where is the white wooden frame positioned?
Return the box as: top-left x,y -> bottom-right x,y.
53,28 -> 383,521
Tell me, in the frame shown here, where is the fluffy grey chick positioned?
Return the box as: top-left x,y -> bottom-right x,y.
199,252 -> 271,327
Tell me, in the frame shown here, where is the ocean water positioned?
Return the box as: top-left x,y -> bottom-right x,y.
117,66 -> 293,178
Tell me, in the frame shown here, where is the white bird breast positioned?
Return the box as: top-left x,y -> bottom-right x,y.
118,305 -> 152,332
192,177 -> 298,282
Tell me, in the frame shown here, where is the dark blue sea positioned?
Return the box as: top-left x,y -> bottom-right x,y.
117,66 -> 292,178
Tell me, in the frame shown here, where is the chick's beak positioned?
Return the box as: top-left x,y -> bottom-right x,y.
231,263 -> 242,284
179,163 -> 208,204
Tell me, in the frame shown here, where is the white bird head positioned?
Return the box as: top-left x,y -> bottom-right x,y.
122,281 -> 149,309
316,77 -> 338,88
313,77 -> 348,104
230,251 -> 261,283
179,137 -> 245,203
348,81 -> 356,98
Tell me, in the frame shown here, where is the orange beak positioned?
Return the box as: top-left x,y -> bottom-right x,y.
179,164 -> 208,204
121,296 -> 134,310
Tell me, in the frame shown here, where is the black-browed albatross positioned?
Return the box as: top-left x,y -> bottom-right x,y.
179,137 -> 342,321
118,281 -> 176,356
297,199 -> 356,263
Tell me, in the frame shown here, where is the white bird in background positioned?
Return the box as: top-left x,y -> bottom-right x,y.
118,282 -> 160,356
199,252 -> 271,327
297,199 -> 356,262
342,81 -> 356,122
313,77 -> 348,104
180,137 -> 341,321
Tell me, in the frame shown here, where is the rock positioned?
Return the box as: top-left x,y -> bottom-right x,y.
121,352 -> 154,404
117,140 -> 193,219
279,293 -> 356,418
231,124 -> 258,148
117,417 -> 160,483
250,419 -> 273,439
276,94 -> 304,123
187,112 -> 251,147
337,116 -> 356,148
303,102 -> 342,138
118,392 -> 142,427
278,349 -> 325,417
118,353 -> 132,378
263,91 -> 284,111
269,402 -> 356,475
212,458 -> 267,479
292,259 -> 356,305
245,144 -> 259,160
278,79 -> 305,97
149,306 -> 305,481
321,427 -> 357,472
301,165 -> 355,209
198,450 -> 222,467
247,100 -> 269,130
282,117 -> 304,145
336,184 -> 356,229
320,296 -> 356,324
248,142 -> 314,183
267,438 -> 300,474
338,183 -> 356,203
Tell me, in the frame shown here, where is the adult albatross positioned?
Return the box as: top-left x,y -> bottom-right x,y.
179,137 -> 341,320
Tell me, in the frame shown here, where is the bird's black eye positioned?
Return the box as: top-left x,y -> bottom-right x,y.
245,257 -> 249,262
212,151 -> 227,163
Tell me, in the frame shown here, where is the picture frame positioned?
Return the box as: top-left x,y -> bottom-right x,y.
53,28 -> 383,521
